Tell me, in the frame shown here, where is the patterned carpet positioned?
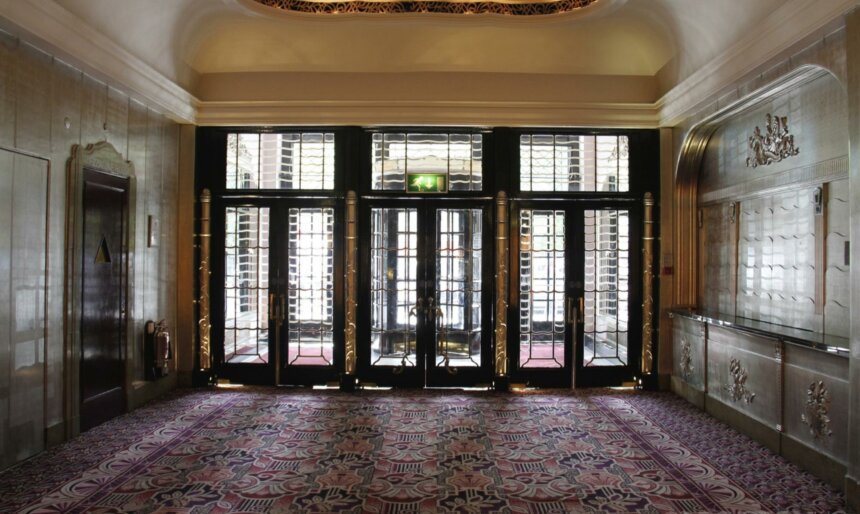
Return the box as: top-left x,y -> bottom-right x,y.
0,387 -> 846,513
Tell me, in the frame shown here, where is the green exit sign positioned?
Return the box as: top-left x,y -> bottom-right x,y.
407,173 -> 447,193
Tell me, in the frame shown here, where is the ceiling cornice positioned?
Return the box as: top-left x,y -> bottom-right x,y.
657,0 -> 857,127
0,0 -> 198,124
195,99 -> 658,128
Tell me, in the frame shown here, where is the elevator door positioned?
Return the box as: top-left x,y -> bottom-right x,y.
511,203 -> 640,388
359,201 -> 493,387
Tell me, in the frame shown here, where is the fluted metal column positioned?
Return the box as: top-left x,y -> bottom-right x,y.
494,192 -> 509,381
641,192 -> 655,376
198,189 -> 212,371
344,191 -> 358,381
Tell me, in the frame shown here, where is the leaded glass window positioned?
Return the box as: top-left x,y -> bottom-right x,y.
372,133 -> 482,191
520,134 -> 629,192
227,132 -> 335,190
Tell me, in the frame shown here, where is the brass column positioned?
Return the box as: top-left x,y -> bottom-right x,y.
641,192 -> 655,377
343,191 -> 358,387
198,189 -> 212,371
494,192 -> 509,386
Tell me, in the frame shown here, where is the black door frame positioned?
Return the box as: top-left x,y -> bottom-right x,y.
211,197 -> 344,386
356,197 -> 495,388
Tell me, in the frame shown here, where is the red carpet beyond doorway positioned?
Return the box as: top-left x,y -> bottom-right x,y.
0,387 -> 845,513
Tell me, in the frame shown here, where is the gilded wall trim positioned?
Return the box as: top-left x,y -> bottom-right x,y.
251,0 -> 597,16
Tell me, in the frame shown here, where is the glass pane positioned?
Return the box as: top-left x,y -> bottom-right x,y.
371,132 -> 482,191
520,134 -> 629,193
435,209 -> 482,368
370,208 -> 418,367
227,132 -> 335,190
518,210 -> 565,368
583,209 -> 630,367
224,207 -> 270,364
286,208 -> 335,366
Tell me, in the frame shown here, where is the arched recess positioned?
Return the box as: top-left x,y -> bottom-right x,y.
673,64 -> 847,310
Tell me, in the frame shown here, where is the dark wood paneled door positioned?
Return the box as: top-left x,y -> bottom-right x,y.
80,169 -> 128,432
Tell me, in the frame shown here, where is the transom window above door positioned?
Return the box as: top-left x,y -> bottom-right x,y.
371,132 -> 483,192
226,132 -> 336,190
520,134 -> 629,193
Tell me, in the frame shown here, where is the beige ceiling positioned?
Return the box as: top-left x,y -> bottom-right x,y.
55,0 -> 788,100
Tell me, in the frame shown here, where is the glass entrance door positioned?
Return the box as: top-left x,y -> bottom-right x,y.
511,203 -> 639,387
359,202 -> 492,387
217,202 -> 342,385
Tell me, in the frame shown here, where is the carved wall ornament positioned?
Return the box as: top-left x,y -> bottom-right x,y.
680,338 -> 693,379
252,0 -> 598,15
726,358 -> 755,403
801,381 -> 833,440
745,113 -> 800,168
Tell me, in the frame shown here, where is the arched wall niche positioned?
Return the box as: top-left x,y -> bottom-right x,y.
673,64 -> 848,333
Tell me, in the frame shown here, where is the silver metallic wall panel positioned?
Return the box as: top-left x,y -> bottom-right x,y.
700,73 -> 847,200
672,315 -> 706,391
783,344 -> 849,465
707,326 -> 781,430
699,203 -> 735,314
824,178 -> 849,338
736,188 -> 818,331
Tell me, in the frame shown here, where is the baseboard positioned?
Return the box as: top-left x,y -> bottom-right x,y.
657,373 -> 671,391
781,435 -> 846,491
671,376 -> 705,409
176,370 -> 194,387
846,474 -> 860,512
704,396 -> 781,454
45,421 -> 65,447
128,373 -> 178,411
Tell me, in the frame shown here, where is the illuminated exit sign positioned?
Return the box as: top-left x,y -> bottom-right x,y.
407,173 -> 447,193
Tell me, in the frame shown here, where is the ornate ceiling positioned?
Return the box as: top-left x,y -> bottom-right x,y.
250,0 -> 598,16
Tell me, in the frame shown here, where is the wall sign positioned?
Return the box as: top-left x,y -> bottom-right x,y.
407,173 -> 448,193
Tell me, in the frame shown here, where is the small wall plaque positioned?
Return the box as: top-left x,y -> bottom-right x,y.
147,215 -> 159,247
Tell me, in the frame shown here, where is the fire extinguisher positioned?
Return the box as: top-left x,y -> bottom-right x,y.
145,319 -> 172,379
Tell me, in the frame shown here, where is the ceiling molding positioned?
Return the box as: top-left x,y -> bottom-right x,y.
0,0 -> 198,124
657,0 -> 857,127
195,99 -> 658,127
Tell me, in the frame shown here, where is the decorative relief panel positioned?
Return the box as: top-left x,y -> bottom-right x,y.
783,345 -> 847,463
726,357 -> 756,404
801,381 -> 832,441
745,114 -> 799,168
672,316 -> 705,392
680,338 -> 693,379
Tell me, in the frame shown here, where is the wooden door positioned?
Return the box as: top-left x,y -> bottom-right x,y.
80,169 -> 128,431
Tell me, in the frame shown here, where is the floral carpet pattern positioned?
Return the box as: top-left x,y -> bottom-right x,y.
0,388 -> 845,513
